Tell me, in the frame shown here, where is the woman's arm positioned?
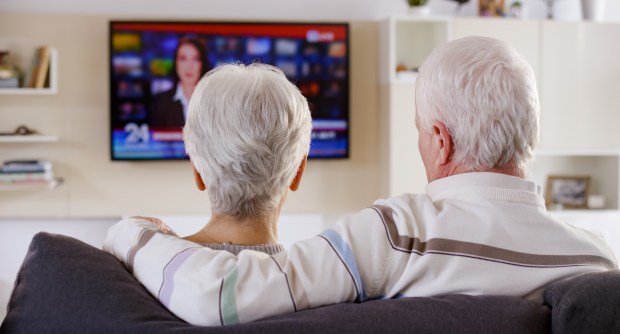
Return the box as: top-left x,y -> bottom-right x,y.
103,210 -> 393,326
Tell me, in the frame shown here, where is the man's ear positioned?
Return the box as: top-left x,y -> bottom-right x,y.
432,121 -> 453,165
289,155 -> 307,192
192,163 -> 206,191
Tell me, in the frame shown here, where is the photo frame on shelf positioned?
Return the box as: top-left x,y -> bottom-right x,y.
479,0 -> 505,17
545,175 -> 591,209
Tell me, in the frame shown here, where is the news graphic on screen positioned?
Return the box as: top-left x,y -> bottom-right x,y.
110,21 -> 350,160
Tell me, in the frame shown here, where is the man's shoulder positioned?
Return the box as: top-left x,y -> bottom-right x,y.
337,193 -> 433,230
371,193 -> 434,216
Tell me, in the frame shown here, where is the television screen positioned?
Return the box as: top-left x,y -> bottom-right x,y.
110,21 -> 350,160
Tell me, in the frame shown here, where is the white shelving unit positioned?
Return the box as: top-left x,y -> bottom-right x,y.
0,135 -> 59,143
0,47 -> 58,95
377,16 -> 451,197
0,47 -> 62,194
379,15 -> 620,212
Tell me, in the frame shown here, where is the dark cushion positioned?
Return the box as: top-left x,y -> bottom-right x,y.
1,232 -> 550,334
543,269 -> 620,334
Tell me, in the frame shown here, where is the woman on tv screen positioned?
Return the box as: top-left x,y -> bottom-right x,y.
149,36 -> 209,128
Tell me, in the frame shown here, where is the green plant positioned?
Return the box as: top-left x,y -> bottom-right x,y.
406,0 -> 428,6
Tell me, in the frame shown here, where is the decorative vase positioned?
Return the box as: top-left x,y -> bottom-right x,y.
408,5 -> 431,16
581,0 -> 606,21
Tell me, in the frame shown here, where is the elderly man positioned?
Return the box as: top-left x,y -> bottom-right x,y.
104,36 -> 617,327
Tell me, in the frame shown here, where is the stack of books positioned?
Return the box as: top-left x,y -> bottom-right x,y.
0,160 -> 54,185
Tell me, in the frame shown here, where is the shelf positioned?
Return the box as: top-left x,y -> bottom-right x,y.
388,14 -> 453,22
0,135 -> 58,143
535,149 -> 620,157
394,71 -> 418,85
0,177 -> 63,191
0,47 -> 58,95
0,88 -> 57,95
379,16 -> 451,85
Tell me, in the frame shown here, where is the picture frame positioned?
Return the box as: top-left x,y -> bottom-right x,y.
479,0 -> 506,17
545,175 -> 591,209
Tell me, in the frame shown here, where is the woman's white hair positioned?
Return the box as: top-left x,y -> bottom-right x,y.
415,36 -> 540,174
183,63 -> 312,218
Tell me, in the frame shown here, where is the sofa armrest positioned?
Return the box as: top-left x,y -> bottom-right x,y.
544,269 -> 620,334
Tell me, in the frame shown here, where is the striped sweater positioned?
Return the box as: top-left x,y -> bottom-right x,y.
103,172 -> 617,326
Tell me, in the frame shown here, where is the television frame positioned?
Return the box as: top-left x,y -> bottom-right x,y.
109,20 -> 350,161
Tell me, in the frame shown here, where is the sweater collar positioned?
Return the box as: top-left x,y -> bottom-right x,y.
426,172 -> 544,207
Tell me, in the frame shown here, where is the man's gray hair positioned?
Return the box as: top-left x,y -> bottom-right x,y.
184,63 -> 312,218
415,36 -> 540,174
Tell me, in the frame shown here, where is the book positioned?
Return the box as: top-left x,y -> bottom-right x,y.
1,160 -> 52,173
0,159 -> 54,184
29,46 -> 51,88
0,77 -> 19,88
0,172 -> 52,183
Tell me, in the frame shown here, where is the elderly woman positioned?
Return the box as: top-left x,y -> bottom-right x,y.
180,63 -> 312,254
128,63 -> 312,255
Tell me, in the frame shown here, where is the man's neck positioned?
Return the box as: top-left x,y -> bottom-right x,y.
430,163 -> 524,182
183,211 -> 280,246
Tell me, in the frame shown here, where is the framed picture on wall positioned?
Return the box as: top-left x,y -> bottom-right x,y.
545,175 -> 591,209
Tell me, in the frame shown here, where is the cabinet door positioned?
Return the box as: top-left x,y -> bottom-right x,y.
452,18 -> 540,82
540,21 -> 620,149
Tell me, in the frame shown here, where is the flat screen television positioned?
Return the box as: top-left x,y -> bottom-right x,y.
110,21 -> 350,160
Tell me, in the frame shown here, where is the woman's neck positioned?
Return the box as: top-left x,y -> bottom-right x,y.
180,82 -> 195,101
183,211 -> 280,246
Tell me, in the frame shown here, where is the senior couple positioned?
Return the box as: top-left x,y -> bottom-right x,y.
103,37 -> 617,326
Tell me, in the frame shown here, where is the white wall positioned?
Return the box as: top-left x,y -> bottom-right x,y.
1,0 -> 620,22
2,0 -> 620,324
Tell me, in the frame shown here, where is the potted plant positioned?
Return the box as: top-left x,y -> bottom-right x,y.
406,0 -> 431,15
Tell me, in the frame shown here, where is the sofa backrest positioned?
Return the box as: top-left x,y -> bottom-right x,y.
3,232 -> 616,333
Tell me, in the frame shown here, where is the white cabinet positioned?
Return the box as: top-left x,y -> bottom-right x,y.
378,84 -> 427,197
378,17 -> 450,196
452,18 -> 540,84
378,17 -> 543,197
379,16 -> 620,210
539,21 -> 620,150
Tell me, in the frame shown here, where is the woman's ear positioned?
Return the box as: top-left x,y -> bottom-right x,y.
192,163 -> 206,191
289,155 -> 307,192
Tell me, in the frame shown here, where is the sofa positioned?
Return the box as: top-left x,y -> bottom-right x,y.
1,232 -> 619,334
